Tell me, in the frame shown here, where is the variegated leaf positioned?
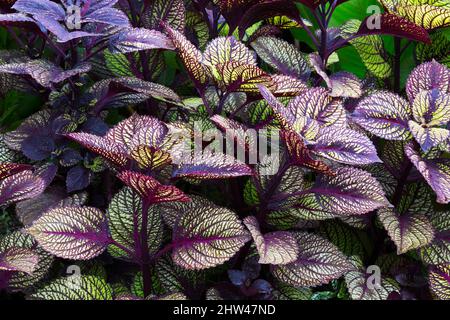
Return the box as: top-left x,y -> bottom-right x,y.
271,74 -> 309,97
0,247 -> 38,274
215,62 -> 273,93
163,23 -> 208,86
396,4 -> 450,30
281,130 -> 335,175
251,36 -> 310,80
142,0 -> 185,32
340,20 -> 392,79
345,268 -> 399,300
27,207 -> 110,260
172,153 -> 253,179
353,91 -> 412,140
311,126 -> 381,165
0,171 -> 45,206
378,207 -> 434,254
405,142 -> 450,204
272,232 -> 352,287
429,264 -> 450,300
203,37 -> 256,71
243,216 -> 298,265
304,167 -> 390,216
419,211 -> 450,265
406,60 -> 450,103
108,187 -> 163,260
172,203 -> 250,269
408,89 -> 450,150
319,220 -> 369,257
32,275 -> 113,300
0,231 -> 53,290
65,133 -> 129,167
117,171 -> 189,204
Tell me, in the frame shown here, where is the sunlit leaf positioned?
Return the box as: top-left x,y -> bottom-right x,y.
429,263 -> 450,300
27,206 -> 110,260
272,232 -> 352,287
32,275 -> 113,300
107,187 -> 163,260
405,142 -> 450,204
378,207 -> 434,254
353,91 -> 412,140
251,36 -> 310,80
117,171 -> 189,204
243,216 -> 298,265
172,203 -> 250,269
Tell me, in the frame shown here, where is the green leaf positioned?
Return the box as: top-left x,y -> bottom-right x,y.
274,282 -> 313,300
340,20 -> 392,78
0,231 -> 53,290
143,0 -> 185,31
107,187 -> 163,260
419,211 -> 450,264
104,49 -> 133,77
251,36 -> 310,80
32,275 -> 113,300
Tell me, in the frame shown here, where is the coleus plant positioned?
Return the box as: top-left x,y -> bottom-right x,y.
0,0 -> 449,301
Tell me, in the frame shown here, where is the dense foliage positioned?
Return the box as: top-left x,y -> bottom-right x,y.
0,0 -> 449,301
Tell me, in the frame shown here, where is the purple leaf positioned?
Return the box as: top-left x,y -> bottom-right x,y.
228,270 -> 248,286
0,60 -> 91,88
35,14 -> 101,43
21,135 -> 55,161
66,166 -> 92,193
82,0 -> 119,16
172,153 -> 253,180
406,60 -> 450,104
117,170 -> 190,204
305,167 -> 390,216
311,126 -> 381,165
0,171 -> 45,206
405,142 -> 450,204
353,91 -> 412,140
0,13 -> 38,29
243,216 -> 298,265
357,13 -> 431,44
109,28 -> 175,54
12,0 -> 65,20
83,7 -> 130,28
